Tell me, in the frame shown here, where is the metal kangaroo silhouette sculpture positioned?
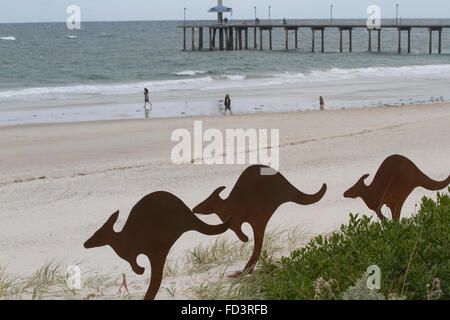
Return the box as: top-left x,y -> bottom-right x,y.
344,154 -> 450,221
84,191 -> 232,300
193,165 -> 327,278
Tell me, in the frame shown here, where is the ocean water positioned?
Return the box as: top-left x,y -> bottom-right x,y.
0,19 -> 449,125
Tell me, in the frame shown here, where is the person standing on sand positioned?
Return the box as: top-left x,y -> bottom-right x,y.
224,94 -> 232,115
320,96 -> 325,111
143,88 -> 152,118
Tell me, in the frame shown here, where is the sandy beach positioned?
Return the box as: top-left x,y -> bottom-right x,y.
0,102 -> 449,299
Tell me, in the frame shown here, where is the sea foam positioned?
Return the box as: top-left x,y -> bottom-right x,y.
0,64 -> 449,101
173,70 -> 207,76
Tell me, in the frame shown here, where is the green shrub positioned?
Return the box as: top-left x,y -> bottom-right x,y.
236,188 -> 449,300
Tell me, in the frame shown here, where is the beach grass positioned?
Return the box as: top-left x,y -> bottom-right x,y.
0,267 -> 24,299
177,226 -> 310,299
0,262 -> 123,300
0,226 -> 308,300
83,272 -> 121,294
165,226 -> 310,276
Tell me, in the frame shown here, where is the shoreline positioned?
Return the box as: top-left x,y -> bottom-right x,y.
0,100 -> 446,131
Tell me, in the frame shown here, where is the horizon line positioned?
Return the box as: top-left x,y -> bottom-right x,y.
1,17 -> 450,25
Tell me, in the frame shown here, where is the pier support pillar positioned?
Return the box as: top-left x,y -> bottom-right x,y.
198,27 -> 203,50
191,27 -> 195,50
285,29 -> 289,50
429,28 -> 432,54
349,28 -> 352,52
183,27 -> 186,50
368,29 -> 372,51
209,28 -> 213,51
398,28 -> 401,54
245,28 -> 248,50
408,29 -> 411,54
219,28 -> 224,51
438,28 -> 442,54
295,29 -> 298,49
339,29 -> 343,52
269,28 -> 272,50
254,27 -> 257,49
378,29 -> 381,52
321,28 -> 325,53
312,29 -> 315,52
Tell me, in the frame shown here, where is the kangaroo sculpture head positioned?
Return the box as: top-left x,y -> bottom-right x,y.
344,174 -> 370,199
84,210 -> 119,249
193,186 -> 226,214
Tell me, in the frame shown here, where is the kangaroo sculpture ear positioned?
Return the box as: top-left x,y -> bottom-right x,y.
214,186 -> 227,199
360,174 -> 370,184
107,210 -> 119,225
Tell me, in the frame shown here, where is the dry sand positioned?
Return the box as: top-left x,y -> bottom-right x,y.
0,103 -> 449,299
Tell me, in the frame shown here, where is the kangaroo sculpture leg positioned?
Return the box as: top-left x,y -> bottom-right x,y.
144,251 -> 167,300
393,201 -> 405,221
394,192 -> 410,220
130,254 -> 145,275
234,222 -> 249,243
375,207 -> 387,221
244,225 -> 266,272
229,220 -> 267,278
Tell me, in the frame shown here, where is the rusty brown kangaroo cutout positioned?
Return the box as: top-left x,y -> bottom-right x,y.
344,154 -> 450,221
84,191 -> 232,300
193,165 -> 327,278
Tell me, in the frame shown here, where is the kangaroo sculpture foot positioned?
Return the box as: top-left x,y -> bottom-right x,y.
228,271 -> 243,279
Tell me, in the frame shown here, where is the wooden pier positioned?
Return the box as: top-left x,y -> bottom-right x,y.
178,22 -> 449,54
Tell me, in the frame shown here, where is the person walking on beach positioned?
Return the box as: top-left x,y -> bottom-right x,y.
224,94 -> 232,115
319,96 -> 325,111
143,88 -> 152,118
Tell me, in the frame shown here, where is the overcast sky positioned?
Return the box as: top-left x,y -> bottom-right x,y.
1,0 -> 449,23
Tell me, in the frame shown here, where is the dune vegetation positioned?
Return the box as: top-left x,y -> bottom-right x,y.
227,189 -> 449,300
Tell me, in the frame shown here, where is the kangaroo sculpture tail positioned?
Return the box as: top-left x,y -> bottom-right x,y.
291,183 -> 327,205
418,172 -> 450,191
191,215 -> 233,235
